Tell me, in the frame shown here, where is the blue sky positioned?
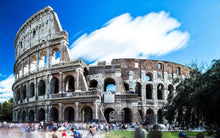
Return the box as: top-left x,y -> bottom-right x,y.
0,0 -> 220,102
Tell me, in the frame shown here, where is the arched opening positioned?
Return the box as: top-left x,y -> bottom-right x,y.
123,82 -> 129,92
64,107 -> 75,122
146,109 -> 154,124
51,48 -> 60,65
39,51 -> 47,68
104,78 -> 116,92
51,107 -> 59,122
135,82 -> 142,97
65,75 -> 75,92
22,111 -> 26,122
22,85 -> 26,99
30,55 -> 36,72
168,84 -> 174,94
29,83 -> 35,98
82,106 -> 93,123
19,64 -> 22,78
146,72 -> 153,81
38,108 -> 45,121
29,110 -> 34,123
84,67 -> 89,77
17,88 -> 20,102
89,79 -> 98,91
23,60 -> 28,75
157,84 -> 164,100
104,108 -> 115,123
18,111 -> 21,122
50,77 -> 59,94
122,108 -> 132,123
158,109 -> 163,124
38,80 -> 46,96
146,84 -> 152,99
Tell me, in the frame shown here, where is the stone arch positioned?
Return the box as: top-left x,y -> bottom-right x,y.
50,77 -> 59,94
64,106 -> 75,122
104,78 -> 116,92
122,108 -> 132,123
29,110 -> 34,123
29,82 -> 35,97
23,60 -> 29,75
146,72 -> 153,81
89,79 -> 98,91
22,110 -> 26,122
158,109 -> 163,124
30,54 -> 36,72
146,109 -> 154,124
39,50 -> 47,68
157,84 -> 164,100
146,84 -> 153,99
22,85 -> 26,99
38,80 -> 46,96
38,108 -> 45,121
16,87 -> 20,103
81,106 -> 93,123
65,75 -> 75,92
51,107 -> 59,122
135,82 -> 142,97
51,47 -> 60,65
168,84 -> 174,94
104,108 -> 116,123
123,82 -> 129,92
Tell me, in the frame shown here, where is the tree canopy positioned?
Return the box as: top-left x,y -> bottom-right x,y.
164,59 -> 220,130
0,98 -> 13,122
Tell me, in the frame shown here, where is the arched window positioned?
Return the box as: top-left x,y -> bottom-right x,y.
22,85 -> 26,99
65,75 -> 75,92
23,60 -> 28,75
38,108 -> 45,121
158,109 -> 163,124
51,107 -> 59,122
82,106 -> 93,123
38,80 -> 46,96
146,84 -> 152,99
39,51 -> 47,68
122,108 -> 132,123
51,48 -> 60,65
146,109 -> 154,124
30,55 -> 36,72
29,110 -> 34,123
104,108 -> 115,123
29,83 -> 35,97
135,82 -> 142,97
104,78 -> 116,92
157,84 -> 164,100
145,72 -> 153,81
50,77 -> 59,94
168,84 -> 174,94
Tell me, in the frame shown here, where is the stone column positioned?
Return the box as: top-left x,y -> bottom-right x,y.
75,102 -> 79,122
75,68 -> 83,92
59,103 -> 64,122
26,81 -> 29,102
154,109 -> 158,124
36,52 -> 39,71
34,106 -> 38,122
26,108 -> 28,122
46,74 -> 50,99
129,71 -> 134,91
47,47 -> 50,68
94,100 -> 101,120
22,60 -> 24,77
35,77 -> 38,100
59,72 -> 63,92
45,104 -> 49,122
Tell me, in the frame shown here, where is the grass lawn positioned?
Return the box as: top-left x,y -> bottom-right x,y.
105,131 -> 216,138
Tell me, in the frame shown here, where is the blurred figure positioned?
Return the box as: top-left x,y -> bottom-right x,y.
148,125 -> 162,138
134,126 -> 147,138
179,132 -> 187,138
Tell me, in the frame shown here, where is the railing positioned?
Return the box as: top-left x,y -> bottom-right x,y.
50,91 -> 102,98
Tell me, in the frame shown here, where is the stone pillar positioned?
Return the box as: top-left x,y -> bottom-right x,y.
46,74 -> 50,99
35,77 -> 38,100
154,109 -> 158,124
59,103 -> 64,122
75,102 -> 79,122
28,56 -> 31,74
75,68 -> 83,92
47,47 -> 50,68
152,84 -> 157,100
26,108 -> 28,122
59,72 -> 63,92
129,71 -> 134,91
26,81 -> 29,102
22,60 -> 24,77
94,100 -> 101,120
45,104 -> 49,122
115,71 -> 122,94
36,52 -> 40,71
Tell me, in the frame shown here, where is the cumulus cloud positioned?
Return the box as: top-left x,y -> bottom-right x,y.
0,74 -> 14,102
70,11 -> 189,63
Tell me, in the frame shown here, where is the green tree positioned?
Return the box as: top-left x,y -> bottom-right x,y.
0,98 -> 13,122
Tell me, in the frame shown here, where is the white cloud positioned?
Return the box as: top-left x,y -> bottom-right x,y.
70,11 -> 189,63
0,74 -> 14,102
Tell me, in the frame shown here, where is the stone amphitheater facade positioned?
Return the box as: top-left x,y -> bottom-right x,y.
12,6 -> 190,124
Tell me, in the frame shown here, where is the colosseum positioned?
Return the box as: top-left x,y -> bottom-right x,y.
12,6 -> 190,124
